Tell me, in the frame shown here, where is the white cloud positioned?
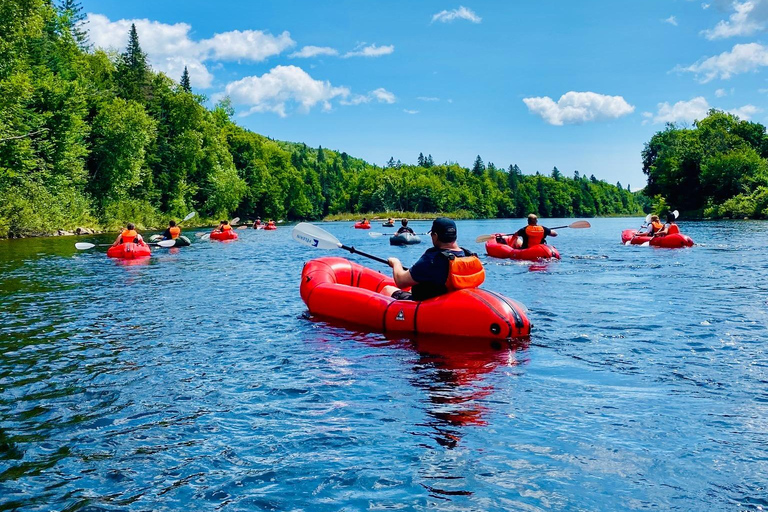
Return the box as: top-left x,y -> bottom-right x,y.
290,46 -> 339,58
703,3 -> 711,9
222,65 -> 350,117
417,96 -> 440,102
522,91 -> 635,125
715,88 -> 727,96
664,15 -> 679,26
431,6 -> 482,24
681,42 -> 768,82
340,88 -> 396,106
343,43 -> 394,58
403,109 -> 419,114
701,0 -> 768,39
85,13 -> 294,89
647,96 -> 761,123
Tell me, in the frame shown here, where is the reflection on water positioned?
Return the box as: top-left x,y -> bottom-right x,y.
1,219 -> 768,510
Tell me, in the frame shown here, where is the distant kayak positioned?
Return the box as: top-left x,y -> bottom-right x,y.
354,222 -> 371,229
485,235 -> 560,261
621,229 -> 694,248
389,232 -> 421,246
106,242 -> 151,259
149,235 -> 190,247
263,225 -> 277,231
382,222 -> 395,228
210,230 -> 238,241
301,257 -> 531,340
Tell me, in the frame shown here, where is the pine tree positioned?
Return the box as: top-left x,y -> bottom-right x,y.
58,0 -> 89,48
317,145 -> 325,163
426,154 -> 434,167
551,166 -> 562,180
472,155 -> 485,175
116,24 -> 149,102
180,66 -> 191,92
386,157 -> 395,168
417,152 -> 425,166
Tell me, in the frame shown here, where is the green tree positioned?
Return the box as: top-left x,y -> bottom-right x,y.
116,23 -> 149,102
180,65 -> 191,92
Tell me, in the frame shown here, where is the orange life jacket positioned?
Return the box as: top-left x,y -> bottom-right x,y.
667,223 -> 680,235
525,225 -> 545,246
651,221 -> 663,233
121,229 -> 137,244
222,224 -> 232,231
443,249 -> 485,290
169,226 -> 181,239
268,221 -> 275,227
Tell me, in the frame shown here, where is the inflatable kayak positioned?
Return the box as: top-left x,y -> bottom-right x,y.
301,257 -> 531,340
390,232 -> 421,246
263,225 -> 277,231
485,235 -> 560,261
354,222 -> 371,229
382,223 -> 395,228
149,235 -> 191,247
107,242 -> 151,259
210,230 -> 238,241
621,229 -> 694,248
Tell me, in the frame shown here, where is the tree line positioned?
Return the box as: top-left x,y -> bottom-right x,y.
0,0 -> 643,237
643,109 -> 768,218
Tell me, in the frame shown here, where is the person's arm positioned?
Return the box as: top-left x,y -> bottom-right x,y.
655,225 -> 669,236
515,227 -> 526,236
112,233 -> 122,246
545,227 -> 557,237
388,258 -> 418,289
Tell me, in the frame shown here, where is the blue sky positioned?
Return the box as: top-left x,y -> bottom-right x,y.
80,0 -> 768,190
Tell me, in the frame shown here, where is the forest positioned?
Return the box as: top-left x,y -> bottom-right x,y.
643,110 -> 768,219
0,0 -> 643,238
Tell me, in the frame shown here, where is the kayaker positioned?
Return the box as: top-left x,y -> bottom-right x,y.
267,219 -> 276,228
384,217 -> 484,301
361,217 -> 370,227
509,214 -> 557,249
253,217 -> 262,229
112,223 -> 144,246
396,219 -> 414,235
214,220 -> 233,233
639,215 -> 663,236
384,217 -> 395,226
653,212 -> 680,237
160,220 -> 181,240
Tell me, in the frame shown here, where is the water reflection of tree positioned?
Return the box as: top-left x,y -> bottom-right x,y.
408,336 -> 529,499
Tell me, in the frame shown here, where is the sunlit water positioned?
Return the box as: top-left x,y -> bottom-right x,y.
1,218 -> 767,511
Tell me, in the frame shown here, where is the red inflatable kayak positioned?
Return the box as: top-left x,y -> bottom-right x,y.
300,257 -> 531,340
354,222 -> 371,229
263,225 -> 277,231
621,229 -> 693,248
210,230 -> 238,240
485,235 -> 560,261
106,242 -> 151,259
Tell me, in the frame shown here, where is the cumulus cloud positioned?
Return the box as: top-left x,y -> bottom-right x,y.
340,87 -> 396,106
646,96 -> 760,124
403,109 -> 419,114
431,6 -> 482,23
701,0 -> 768,39
681,42 -> 768,82
289,46 -> 339,58
85,13 -> 295,88
222,65 -> 350,117
522,91 -> 635,125
344,43 -> 395,58
417,96 -> 440,102
664,15 -> 679,26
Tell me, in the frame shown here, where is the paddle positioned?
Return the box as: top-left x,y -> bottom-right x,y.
641,211 -> 679,247
624,214 -> 653,246
75,240 -> 175,250
292,222 -> 405,269
368,231 -> 426,238
475,220 -> 591,243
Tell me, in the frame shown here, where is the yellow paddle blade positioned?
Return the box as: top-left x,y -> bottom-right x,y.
475,234 -> 496,243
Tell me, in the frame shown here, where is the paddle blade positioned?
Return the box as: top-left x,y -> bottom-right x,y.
75,242 -> 95,250
641,241 -> 651,247
475,234 -> 495,243
200,234 -> 210,240
157,240 -> 176,247
195,232 -> 206,238
230,217 -> 240,225
672,210 -> 679,219
292,222 -> 342,250
645,214 -> 652,223
568,220 -> 591,229
182,211 -> 196,222
368,232 -> 387,237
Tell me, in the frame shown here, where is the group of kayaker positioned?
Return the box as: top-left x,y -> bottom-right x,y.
252,217 -> 277,229
637,212 -> 680,238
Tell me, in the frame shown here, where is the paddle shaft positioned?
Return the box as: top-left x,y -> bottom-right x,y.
340,244 -> 408,270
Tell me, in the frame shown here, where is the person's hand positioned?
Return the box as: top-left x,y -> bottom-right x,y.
550,230 -> 558,237
388,257 -> 401,269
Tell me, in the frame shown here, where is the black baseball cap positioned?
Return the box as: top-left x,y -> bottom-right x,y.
429,217 -> 457,243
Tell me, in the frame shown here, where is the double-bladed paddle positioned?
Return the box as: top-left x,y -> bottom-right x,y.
75,240 -> 175,250
475,220 -> 591,243
292,222 -> 406,269
368,231 -> 426,238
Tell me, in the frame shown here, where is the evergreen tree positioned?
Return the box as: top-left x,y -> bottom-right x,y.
417,152 -> 425,166
58,0 -> 88,48
472,155 -> 485,175
180,66 -> 191,92
426,154 -> 434,167
116,24 -> 149,102
551,166 -> 562,180
386,157 -> 395,168
317,145 -> 325,163
616,181 -> 622,190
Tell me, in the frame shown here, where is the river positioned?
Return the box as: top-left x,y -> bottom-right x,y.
1,218 -> 766,511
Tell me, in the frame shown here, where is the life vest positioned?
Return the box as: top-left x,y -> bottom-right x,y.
362,220 -> 370,226
267,221 -> 275,227
442,249 -> 485,290
525,225 -> 545,246
651,221 -> 663,233
667,223 -> 680,235
121,229 -> 137,243
222,224 -> 232,231
169,226 -> 181,239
